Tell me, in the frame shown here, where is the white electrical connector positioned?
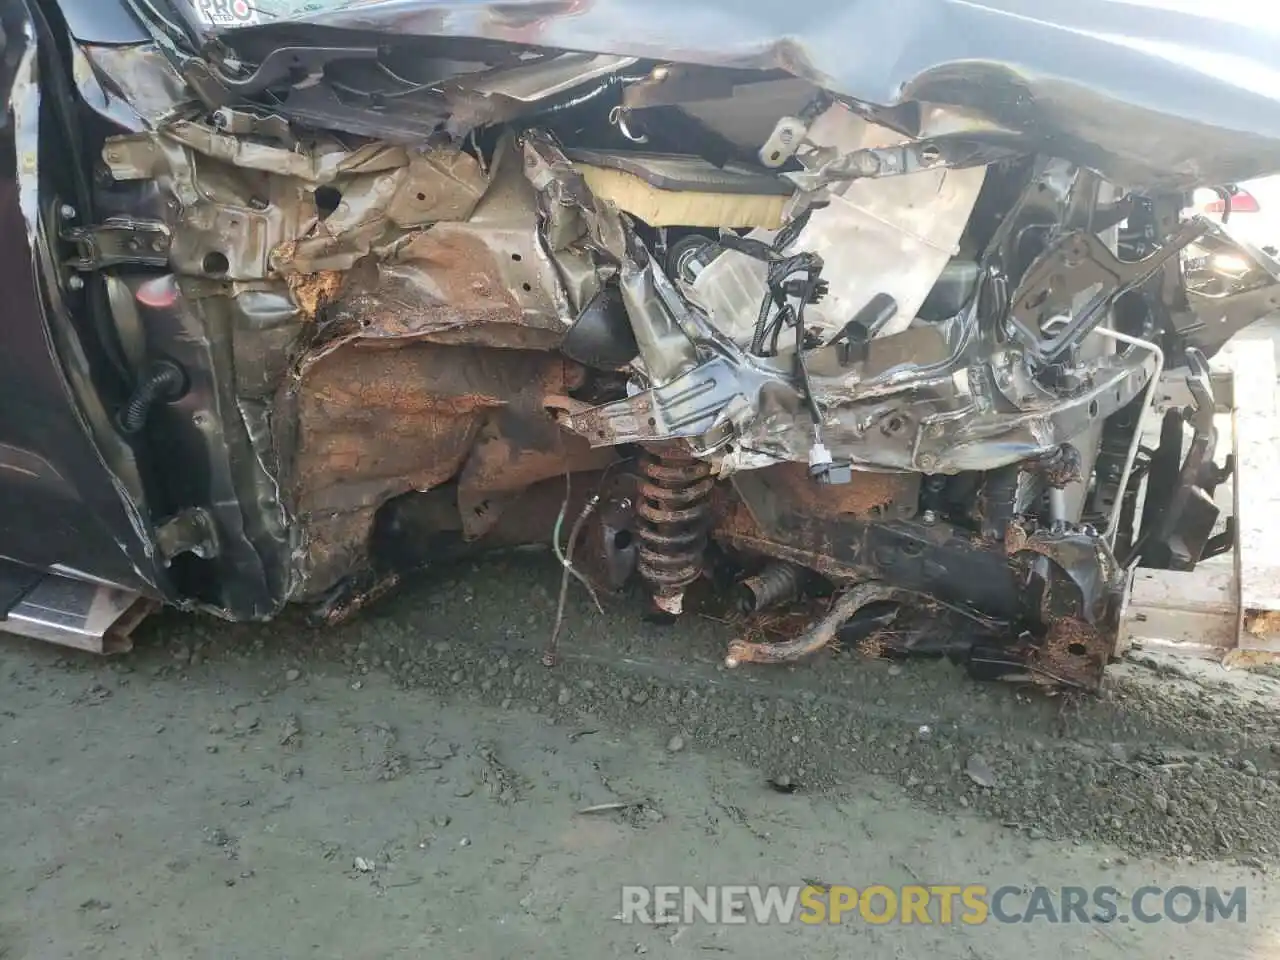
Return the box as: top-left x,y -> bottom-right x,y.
808,440 -> 834,476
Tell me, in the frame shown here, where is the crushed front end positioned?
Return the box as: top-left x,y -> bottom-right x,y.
61,3 -> 1280,685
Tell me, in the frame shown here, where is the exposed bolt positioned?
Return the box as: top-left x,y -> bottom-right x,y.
59,204 -> 76,221
66,275 -> 85,291
918,454 -> 938,471
922,509 -> 938,525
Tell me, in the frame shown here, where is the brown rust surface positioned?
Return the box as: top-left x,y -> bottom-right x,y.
456,405 -> 617,539
286,269 -> 345,319
750,463 -> 918,521
286,341 -> 574,597
1035,616 -> 1109,688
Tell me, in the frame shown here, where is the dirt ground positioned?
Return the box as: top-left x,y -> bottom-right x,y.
2,551 -> 1280,959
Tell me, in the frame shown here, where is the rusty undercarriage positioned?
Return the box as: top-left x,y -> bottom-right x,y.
69,29 -> 1280,688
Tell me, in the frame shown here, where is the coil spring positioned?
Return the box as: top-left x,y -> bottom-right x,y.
636,448 -> 714,612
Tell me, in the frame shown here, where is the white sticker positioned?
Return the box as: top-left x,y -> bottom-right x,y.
193,0 -> 262,27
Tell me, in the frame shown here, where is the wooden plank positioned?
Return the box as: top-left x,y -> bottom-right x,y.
1154,369 -> 1235,414
1222,334 -> 1280,650
1117,566 -> 1237,658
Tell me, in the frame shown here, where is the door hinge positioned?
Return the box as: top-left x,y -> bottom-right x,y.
63,218 -> 171,271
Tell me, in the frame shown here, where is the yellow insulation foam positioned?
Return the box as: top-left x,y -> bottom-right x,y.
576,164 -> 789,229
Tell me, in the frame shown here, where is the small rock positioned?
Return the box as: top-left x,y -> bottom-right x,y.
631,691 -> 649,705
449,670 -> 465,684
459,837 -> 471,847
453,783 -> 475,798
433,814 -> 452,828
353,857 -> 375,873
768,773 -> 797,793
887,665 -> 902,677
557,687 -> 572,706
666,734 -> 685,754
965,754 -> 998,789
285,669 -> 301,682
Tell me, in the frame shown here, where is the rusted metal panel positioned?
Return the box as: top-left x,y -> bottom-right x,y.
457,406 -> 617,540
285,342 -> 575,597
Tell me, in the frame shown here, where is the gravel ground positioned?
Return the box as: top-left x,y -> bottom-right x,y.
2,550 -> 1279,958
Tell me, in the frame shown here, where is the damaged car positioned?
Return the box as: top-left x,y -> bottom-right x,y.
1,0 -> 1277,686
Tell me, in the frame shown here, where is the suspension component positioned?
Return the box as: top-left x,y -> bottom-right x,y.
636,445 -> 714,616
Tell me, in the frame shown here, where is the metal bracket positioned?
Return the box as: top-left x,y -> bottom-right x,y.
211,106 -> 296,147
785,137 -> 1018,191
567,356 -> 743,446
1007,218 -> 1207,364
63,219 -> 171,271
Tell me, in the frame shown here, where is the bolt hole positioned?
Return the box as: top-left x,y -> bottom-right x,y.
511,253 -> 523,262
769,151 -> 781,162
315,186 -> 342,219
521,282 -> 532,292
613,530 -> 634,551
900,541 -> 924,557
202,251 -> 229,276
416,192 -> 427,202
1088,400 -> 1099,417
647,417 -> 656,427
1067,642 -> 1089,657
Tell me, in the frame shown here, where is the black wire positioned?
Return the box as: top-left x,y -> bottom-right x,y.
793,277 -> 823,425
766,304 -> 792,357
1214,186 -> 1234,224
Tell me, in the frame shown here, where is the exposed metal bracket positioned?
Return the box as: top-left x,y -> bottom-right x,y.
785,136 -> 1019,191
1007,217 -> 1207,364
63,218 -> 171,271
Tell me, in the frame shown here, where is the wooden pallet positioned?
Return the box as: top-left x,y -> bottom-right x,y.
1117,329 -> 1280,660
